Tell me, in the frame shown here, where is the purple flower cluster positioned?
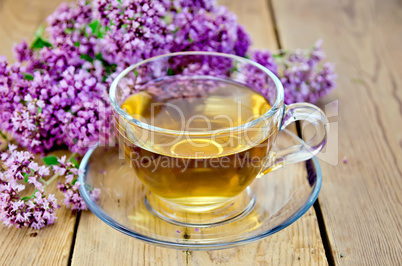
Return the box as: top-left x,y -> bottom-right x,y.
169,5 -> 249,56
0,185 -> 58,230
167,0 -> 217,11
244,44 -> 336,105
276,40 -> 337,104
0,0 -> 114,155
95,1 -> 173,68
0,145 -> 57,229
0,0 -> 251,155
243,50 -> 279,103
1,144 -> 49,191
95,0 -> 249,69
0,56 -> 112,155
56,156 -> 100,211
0,145 -> 99,229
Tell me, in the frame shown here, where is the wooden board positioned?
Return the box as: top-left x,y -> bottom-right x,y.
218,0 -> 278,51
71,0 -> 327,265
272,0 -> 402,264
0,1 -> 77,265
0,0 -> 72,62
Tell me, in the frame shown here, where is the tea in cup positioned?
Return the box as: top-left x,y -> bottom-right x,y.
110,52 -> 328,225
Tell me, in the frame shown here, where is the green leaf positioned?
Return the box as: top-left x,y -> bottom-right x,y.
21,189 -> 38,201
42,155 -> 59,166
37,107 -> 43,114
23,73 -> 34,81
72,179 -> 78,185
80,54 -> 94,63
74,41 -> 80,47
31,25 -> 52,50
88,20 -> 104,38
167,68 -> 174,76
70,157 -> 79,168
31,37 -> 52,50
23,172 -> 29,183
100,27 -> 108,37
95,53 -> 103,61
104,63 -> 117,75
0,130 -> 7,140
133,69 -> 139,77
88,20 -> 100,34
21,196 -> 32,201
64,28 -> 73,34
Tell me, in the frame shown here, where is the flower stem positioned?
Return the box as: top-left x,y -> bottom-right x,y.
35,152 -> 79,188
84,183 -> 95,192
21,189 -> 38,201
44,173 -> 59,187
68,152 -> 78,161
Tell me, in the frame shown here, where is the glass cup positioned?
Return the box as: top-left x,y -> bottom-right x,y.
109,52 -> 328,226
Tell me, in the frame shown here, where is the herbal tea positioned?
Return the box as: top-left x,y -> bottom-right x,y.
118,77 -> 277,208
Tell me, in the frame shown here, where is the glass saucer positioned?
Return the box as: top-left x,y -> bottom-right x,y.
78,129 -> 321,250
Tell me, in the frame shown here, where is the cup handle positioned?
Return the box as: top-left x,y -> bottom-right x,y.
262,103 -> 329,175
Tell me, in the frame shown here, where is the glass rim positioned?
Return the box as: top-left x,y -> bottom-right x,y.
109,51 -> 284,135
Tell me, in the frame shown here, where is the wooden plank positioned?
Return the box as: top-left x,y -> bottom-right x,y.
218,0 -> 278,51
0,1 -> 77,265
71,0 -> 327,265
0,0 -> 71,62
272,0 -> 402,264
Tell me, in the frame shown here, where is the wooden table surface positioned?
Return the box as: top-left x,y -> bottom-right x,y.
0,0 -> 401,265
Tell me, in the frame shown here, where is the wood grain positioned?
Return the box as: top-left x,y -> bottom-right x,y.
0,1 -> 78,265
218,0 -> 278,51
71,0 -> 327,265
0,0 -> 71,61
272,0 -> 402,264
